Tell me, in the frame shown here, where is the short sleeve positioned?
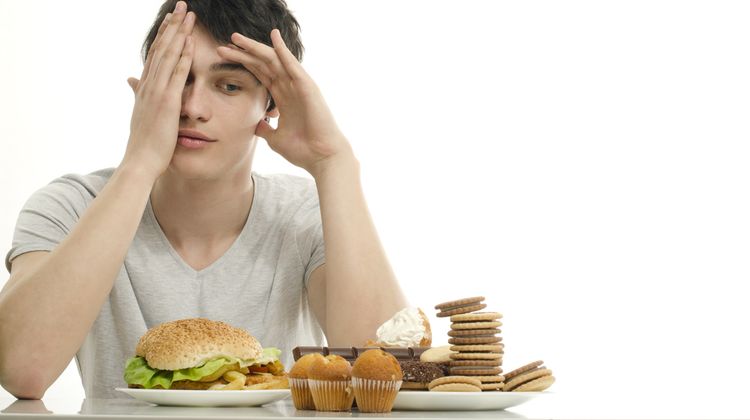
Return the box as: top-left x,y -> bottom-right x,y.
294,195 -> 326,286
5,178 -> 92,272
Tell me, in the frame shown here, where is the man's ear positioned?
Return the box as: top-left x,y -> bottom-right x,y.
267,108 -> 280,118
127,77 -> 140,94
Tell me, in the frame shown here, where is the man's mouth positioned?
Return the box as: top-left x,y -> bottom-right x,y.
177,129 -> 216,149
178,129 -> 216,141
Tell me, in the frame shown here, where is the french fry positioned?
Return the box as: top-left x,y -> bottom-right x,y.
264,376 -> 290,389
200,362 -> 240,382
223,371 -> 246,383
221,371 -> 246,390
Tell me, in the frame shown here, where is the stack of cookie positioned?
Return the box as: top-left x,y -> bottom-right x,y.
502,360 -> 555,392
435,296 -> 505,391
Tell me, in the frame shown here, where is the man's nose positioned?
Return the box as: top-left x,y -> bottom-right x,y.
181,84 -> 210,121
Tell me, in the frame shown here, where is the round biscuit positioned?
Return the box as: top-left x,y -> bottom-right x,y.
473,375 -> 505,383
436,303 -> 487,317
450,312 -> 503,322
504,368 -> 552,391
480,383 -> 504,391
450,344 -> 504,353
448,328 -> 501,337
450,352 -> 503,360
435,296 -> 485,310
419,345 -> 455,363
449,336 -> 502,345
513,375 -> 555,392
449,367 -> 502,376
430,383 -> 482,392
451,321 -> 502,330
427,376 -> 482,390
450,359 -> 501,367
503,360 -> 544,381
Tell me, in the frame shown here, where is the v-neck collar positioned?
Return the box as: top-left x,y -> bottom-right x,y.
145,173 -> 260,277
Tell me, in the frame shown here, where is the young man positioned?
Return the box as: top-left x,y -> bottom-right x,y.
0,0 -> 407,399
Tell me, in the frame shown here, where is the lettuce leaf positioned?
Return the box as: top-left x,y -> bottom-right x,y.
252,347 -> 282,366
124,348 -> 281,389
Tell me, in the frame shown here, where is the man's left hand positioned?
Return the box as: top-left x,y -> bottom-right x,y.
217,30 -> 354,178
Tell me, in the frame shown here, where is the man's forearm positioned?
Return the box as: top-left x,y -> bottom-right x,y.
0,164 -> 155,398
313,152 -> 408,346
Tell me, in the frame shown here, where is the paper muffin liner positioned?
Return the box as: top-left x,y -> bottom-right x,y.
289,378 -> 316,410
352,377 -> 403,413
307,379 -> 354,412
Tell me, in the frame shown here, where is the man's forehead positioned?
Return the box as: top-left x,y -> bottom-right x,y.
209,62 -> 252,75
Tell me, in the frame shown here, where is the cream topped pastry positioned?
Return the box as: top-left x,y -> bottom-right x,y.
372,307 -> 432,347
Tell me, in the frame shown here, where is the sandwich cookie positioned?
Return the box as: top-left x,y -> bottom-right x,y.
435,296 -> 486,317
451,321 -> 502,330
449,367 -> 503,376
450,352 -> 502,360
427,376 -> 482,392
473,375 -> 505,391
503,361 -> 555,392
449,344 -> 504,353
449,359 -> 501,367
448,342 -> 504,375
448,336 -> 502,345
503,360 -> 544,381
450,312 -> 503,323
447,328 -> 501,337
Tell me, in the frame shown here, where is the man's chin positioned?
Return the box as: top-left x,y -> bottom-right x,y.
165,157 -> 221,181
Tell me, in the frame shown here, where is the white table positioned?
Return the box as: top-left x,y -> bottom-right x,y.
2,391 -> 749,419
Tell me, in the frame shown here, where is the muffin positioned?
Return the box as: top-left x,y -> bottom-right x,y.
289,353 -> 323,410
351,349 -> 403,413
307,354 -> 354,412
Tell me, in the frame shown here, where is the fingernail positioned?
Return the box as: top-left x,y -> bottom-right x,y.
175,1 -> 186,13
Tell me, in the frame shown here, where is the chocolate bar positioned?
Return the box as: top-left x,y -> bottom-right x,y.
293,346 -> 430,362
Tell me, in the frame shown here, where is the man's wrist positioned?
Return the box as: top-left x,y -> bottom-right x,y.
115,160 -> 160,190
309,148 -> 360,183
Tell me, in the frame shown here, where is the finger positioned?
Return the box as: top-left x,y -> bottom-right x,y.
167,35 -> 194,93
270,29 -> 306,80
127,77 -> 139,94
146,1 -> 189,84
216,46 -> 273,88
154,11 -> 196,88
230,33 -> 287,81
255,117 -> 276,142
143,0 -> 186,80
140,12 -> 171,81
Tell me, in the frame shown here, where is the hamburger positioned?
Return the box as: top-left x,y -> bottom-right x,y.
124,318 -> 288,390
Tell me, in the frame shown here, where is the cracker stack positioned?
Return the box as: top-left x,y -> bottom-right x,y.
435,296 -> 505,391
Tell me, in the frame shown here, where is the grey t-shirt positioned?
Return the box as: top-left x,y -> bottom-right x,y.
5,168 -> 327,398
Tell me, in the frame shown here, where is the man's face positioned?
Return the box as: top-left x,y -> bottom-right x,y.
169,24 -> 269,180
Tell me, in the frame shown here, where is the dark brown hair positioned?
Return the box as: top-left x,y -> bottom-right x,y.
142,0 -> 304,110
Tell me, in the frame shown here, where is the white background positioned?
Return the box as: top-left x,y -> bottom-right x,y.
1,0 -> 749,417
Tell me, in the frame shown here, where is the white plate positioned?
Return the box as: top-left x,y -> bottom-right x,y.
115,388 -> 290,407
392,391 -> 543,411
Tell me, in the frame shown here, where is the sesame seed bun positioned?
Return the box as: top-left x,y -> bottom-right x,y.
135,318 -> 262,370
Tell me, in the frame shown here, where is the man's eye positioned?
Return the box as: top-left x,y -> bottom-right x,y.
221,83 -> 241,92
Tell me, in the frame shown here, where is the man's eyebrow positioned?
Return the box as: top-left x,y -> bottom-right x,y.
209,62 -> 260,83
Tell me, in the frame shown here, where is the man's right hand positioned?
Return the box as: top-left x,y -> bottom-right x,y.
121,1 -> 195,181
